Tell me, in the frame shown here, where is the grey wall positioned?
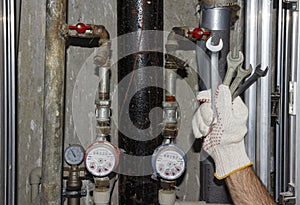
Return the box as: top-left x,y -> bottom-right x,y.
17,0 -> 202,204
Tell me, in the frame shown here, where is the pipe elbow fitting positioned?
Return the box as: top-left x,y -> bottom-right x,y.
29,167 -> 42,185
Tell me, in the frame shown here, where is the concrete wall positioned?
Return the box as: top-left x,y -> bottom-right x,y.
17,0 -> 202,204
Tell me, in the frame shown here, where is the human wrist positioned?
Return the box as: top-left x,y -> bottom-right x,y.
210,139 -> 253,180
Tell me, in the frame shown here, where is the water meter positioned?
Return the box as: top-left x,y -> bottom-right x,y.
152,144 -> 187,180
64,144 -> 85,165
85,141 -> 120,177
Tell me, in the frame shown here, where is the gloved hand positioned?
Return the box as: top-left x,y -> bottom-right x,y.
192,84 -> 253,179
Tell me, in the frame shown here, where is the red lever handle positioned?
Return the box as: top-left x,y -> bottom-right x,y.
69,23 -> 92,34
188,28 -> 211,39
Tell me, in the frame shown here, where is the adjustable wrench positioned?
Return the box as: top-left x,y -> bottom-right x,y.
232,64 -> 269,99
206,37 -> 223,116
223,51 -> 244,86
229,64 -> 253,95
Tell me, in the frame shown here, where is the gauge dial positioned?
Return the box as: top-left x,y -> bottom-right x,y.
152,144 -> 186,180
85,141 -> 120,177
64,144 -> 85,165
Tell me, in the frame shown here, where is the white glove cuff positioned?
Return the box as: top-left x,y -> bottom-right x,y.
211,140 -> 253,180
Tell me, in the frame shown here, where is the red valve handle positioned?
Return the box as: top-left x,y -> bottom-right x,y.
69,23 -> 92,34
188,28 -> 211,39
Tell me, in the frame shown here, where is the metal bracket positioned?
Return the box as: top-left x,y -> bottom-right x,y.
283,1 -> 298,10
289,81 -> 297,115
271,88 -> 280,121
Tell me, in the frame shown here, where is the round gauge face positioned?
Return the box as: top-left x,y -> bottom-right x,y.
152,145 -> 186,180
64,144 -> 85,165
85,143 -> 119,177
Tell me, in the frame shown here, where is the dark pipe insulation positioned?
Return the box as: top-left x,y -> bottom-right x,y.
117,0 -> 163,204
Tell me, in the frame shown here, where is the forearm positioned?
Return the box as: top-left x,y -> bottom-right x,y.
225,166 -> 276,205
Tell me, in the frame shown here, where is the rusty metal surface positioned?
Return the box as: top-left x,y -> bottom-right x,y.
117,0 -> 163,204
41,0 -> 67,204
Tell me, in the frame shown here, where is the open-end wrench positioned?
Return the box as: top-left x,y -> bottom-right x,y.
223,51 -> 244,86
232,64 -> 269,99
206,37 -> 223,116
229,64 -> 253,95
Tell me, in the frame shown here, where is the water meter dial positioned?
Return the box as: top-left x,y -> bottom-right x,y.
152,144 -> 187,180
64,144 -> 85,165
85,141 -> 120,177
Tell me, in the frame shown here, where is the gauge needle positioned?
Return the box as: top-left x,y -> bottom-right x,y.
70,149 -> 76,158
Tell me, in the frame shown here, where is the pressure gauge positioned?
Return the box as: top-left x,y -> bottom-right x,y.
152,144 -> 187,180
85,141 -> 120,177
64,144 -> 85,165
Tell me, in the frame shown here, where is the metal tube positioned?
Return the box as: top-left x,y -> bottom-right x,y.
275,0 -> 284,199
3,0 -> 17,204
288,10 -> 298,186
282,8 -> 293,191
41,0 -> 67,203
68,198 -> 80,205
0,1 -> 4,203
295,5 -> 300,202
244,0 -> 258,166
98,67 -> 110,97
165,69 -> 177,98
257,0 -> 272,189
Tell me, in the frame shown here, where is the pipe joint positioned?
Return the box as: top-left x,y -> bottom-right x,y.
96,106 -> 111,122
163,102 -> 178,125
158,189 -> 176,205
94,36 -> 111,67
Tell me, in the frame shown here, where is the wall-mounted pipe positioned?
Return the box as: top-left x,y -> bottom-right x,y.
117,0 -> 163,204
94,31 -> 111,137
244,0 -> 258,165
2,0 -> 17,204
41,0 -> 67,204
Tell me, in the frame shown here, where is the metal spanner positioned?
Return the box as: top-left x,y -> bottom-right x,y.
229,64 -> 253,95
232,64 -> 269,99
206,37 -> 223,116
223,51 -> 244,86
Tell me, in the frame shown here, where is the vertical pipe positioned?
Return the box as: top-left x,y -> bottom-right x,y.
117,0 -> 163,204
0,1 -> 4,204
288,10 -> 298,186
257,0 -> 272,189
275,0 -> 284,199
3,0 -> 17,204
41,0 -> 66,204
295,5 -> 300,202
244,0 -> 258,165
282,7 -> 292,191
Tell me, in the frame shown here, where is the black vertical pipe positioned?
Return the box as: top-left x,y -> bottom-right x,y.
117,1 -> 163,204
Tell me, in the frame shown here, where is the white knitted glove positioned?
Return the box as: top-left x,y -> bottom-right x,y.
192,84 -> 253,179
